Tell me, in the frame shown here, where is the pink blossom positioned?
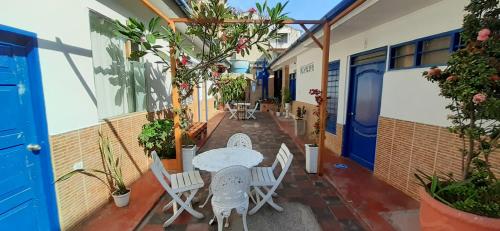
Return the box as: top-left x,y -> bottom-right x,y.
248,7 -> 257,14
140,36 -> 147,42
477,28 -> 491,41
428,67 -> 442,76
212,71 -> 221,78
236,38 -> 248,54
446,75 -> 458,82
472,93 -> 487,104
490,75 -> 499,82
180,82 -> 189,90
181,55 -> 188,65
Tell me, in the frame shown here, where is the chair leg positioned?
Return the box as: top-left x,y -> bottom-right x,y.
242,210 -> 249,231
249,187 -> 283,215
216,213 -> 224,231
162,200 -> 174,212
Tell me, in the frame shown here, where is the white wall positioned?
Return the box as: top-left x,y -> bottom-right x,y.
0,0 -> 173,135
280,0 -> 466,127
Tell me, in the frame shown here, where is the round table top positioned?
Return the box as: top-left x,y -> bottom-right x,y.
192,147 -> 264,172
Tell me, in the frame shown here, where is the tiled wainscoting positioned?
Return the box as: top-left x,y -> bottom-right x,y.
291,101 -> 343,154
50,112 -> 155,230
374,116 -> 500,200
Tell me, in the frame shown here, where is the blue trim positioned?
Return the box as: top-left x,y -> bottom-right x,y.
0,24 -> 60,230
388,29 -> 462,70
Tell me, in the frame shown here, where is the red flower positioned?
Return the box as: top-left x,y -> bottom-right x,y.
477,28 -> 491,41
236,38 -> 248,54
446,75 -> 458,82
472,93 -> 487,104
180,82 -> 189,90
181,55 -> 188,65
490,74 -> 499,82
248,7 -> 257,14
212,71 -> 221,78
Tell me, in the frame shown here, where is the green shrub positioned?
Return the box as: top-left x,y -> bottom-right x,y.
138,119 -> 176,159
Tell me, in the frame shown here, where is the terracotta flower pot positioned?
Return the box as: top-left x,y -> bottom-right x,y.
419,188 -> 500,231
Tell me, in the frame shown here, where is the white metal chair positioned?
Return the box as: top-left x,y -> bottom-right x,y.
150,151 -> 205,227
227,133 -> 252,149
249,143 -> 293,215
226,103 -> 237,119
211,165 -> 251,231
246,103 -> 259,119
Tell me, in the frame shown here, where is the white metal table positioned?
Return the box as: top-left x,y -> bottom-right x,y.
192,147 -> 263,208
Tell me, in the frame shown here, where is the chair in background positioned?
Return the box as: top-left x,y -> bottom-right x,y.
246,103 -> 259,119
249,143 -> 293,215
211,165 -> 251,231
150,151 -> 205,227
226,103 -> 237,119
227,133 -> 252,149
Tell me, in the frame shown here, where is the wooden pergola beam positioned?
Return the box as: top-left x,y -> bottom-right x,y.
318,23 -> 331,176
328,0 -> 366,26
299,24 -> 323,50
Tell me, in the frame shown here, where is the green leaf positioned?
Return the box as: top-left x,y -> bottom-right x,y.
146,34 -> 156,44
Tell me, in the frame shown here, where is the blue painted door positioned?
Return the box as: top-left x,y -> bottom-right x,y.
344,49 -> 386,170
0,31 -> 56,230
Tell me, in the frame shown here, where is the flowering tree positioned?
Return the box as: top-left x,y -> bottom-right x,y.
419,0 -> 499,217
115,0 -> 288,129
309,89 -> 323,145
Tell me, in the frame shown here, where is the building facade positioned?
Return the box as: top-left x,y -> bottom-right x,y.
270,0 -> 499,200
0,0 -> 216,230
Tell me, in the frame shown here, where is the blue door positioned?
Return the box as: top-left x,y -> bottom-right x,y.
344,48 -> 386,170
0,26 -> 59,230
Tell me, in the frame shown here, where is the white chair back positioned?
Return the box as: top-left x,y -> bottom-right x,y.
211,165 -> 251,206
252,103 -> 259,111
150,151 -> 173,191
271,143 -> 293,180
227,133 -> 252,149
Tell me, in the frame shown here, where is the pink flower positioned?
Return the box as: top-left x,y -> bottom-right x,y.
212,71 -> 221,78
446,75 -> 458,82
248,7 -> 257,14
140,36 -> 147,43
477,28 -> 491,41
236,38 -> 248,54
472,93 -> 487,104
490,75 -> 499,82
428,67 -> 442,76
180,82 -> 189,90
181,55 -> 188,65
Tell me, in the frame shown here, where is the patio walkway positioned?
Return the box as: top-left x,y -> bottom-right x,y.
138,112 -> 367,231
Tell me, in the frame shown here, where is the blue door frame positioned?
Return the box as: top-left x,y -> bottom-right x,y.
0,24 -> 60,230
342,47 -> 387,171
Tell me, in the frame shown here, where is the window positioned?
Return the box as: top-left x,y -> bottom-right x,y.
89,11 -> 147,119
326,61 -> 340,134
389,30 -> 461,70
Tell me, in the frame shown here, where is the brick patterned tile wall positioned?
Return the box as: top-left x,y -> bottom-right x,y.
50,112 -> 153,230
291,100 -> 343,154
374,116 -> 500,200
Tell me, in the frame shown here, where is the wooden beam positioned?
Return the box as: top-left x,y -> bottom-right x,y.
170,18 -> 325,25
299,24 -> 323,50
328,0 -> 366,26
318,23 -> 331,176
141,0 -> 174,25
169,21 -> 183,172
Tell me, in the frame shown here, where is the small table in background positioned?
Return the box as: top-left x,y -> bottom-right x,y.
235,102 -> 250,120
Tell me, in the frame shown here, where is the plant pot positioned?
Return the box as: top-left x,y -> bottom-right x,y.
275,111 -> 281,117
305,144 -> 318,173
419,188 -> 500,231
294,119 -> 306,136
112,189 -> 131,207
162,159 -> 181,172
182,145 -> 197,171
285,103 -> 291,111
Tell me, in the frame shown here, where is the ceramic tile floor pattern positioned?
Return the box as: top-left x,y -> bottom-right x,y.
138,112 -> 367,231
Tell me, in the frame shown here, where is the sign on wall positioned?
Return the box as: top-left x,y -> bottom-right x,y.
300,63 -> 314,74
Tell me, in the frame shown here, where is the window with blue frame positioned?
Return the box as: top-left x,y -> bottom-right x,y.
326,61 -> 340,134
389,30 -> 462,70
289,73 -> 296,101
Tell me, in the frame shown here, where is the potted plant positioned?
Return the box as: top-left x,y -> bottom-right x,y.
138,118 -> 176,167
416,1 -> 499,230
282,88 -> 292,118
305,89 -> 323,173
294,106 -> 307,136
56,131 -> 131,207
274,97 -> 282,116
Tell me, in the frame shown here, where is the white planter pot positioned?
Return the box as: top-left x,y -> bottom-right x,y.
112,189 -> 131,207
275,111 -> 281,117
305,144 -> 319,173
182,145 -> 197,171
285,103 -> 291,118
294,119 -> 306,136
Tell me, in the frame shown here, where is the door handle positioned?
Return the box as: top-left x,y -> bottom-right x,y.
349,112 -> 355,116
27,144 -> 42,151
